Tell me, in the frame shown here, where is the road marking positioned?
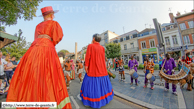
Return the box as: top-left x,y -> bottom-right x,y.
77,94 -> 81,100
70,96 -> 80,109
177,86 -> 186,108
130,87 -> 135,90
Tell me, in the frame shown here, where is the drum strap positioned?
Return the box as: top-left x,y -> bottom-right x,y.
161,59 -> 167,71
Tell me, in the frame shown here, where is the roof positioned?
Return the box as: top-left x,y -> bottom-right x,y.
175,11 -> 194,19
0,31 -> 18,41
0,31 -> 19,49
138,28 -> 154,34
109,30 -> 139,42
161,23 -> 176,27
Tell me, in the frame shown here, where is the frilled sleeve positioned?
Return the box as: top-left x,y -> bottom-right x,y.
52,22 -> 63,46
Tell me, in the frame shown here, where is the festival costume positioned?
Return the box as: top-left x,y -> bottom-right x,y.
144,61 -> 154,88
6,6 -> 72,108
77,63 -> 83,81
80,42 -> 114,108
162,58 -> 177,92
128,59 -> 138,84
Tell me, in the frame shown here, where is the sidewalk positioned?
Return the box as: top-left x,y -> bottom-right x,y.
110,69 -> 187,109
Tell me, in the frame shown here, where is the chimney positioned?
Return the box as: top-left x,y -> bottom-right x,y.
169,13 -> 174,23
176,12 -> 181,16
192,9 -> 194,12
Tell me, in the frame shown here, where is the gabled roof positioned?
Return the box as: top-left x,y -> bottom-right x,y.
138,28 -> 154,34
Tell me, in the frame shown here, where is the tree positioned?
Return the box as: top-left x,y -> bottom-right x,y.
0,0 -> 42,26
0,29 -> 31,61
105,42 -> 121,62
0,26 -> 5,32
59,49 -> 69,55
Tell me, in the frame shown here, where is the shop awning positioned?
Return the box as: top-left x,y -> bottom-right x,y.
0,31 -> 18,49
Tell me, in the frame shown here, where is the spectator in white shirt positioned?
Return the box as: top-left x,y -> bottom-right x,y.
0,51 -> 7,76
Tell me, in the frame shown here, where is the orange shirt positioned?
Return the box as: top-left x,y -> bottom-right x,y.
144,61 -> 155,74
118,59 -> 123,66
85,42 -> 108,77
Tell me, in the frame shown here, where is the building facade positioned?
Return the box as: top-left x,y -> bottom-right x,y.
110,30 -> 139,64
99,30 -> 119,48
159,23 -> 182,60
175,10 -> 194,55
137,28 -> 159,63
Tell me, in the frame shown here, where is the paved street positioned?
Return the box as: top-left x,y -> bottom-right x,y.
110,69 -> 193,109
0,69 -> 193,109
68,73 -> 146,109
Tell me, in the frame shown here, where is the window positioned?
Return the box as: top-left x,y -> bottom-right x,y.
124,44 -> 127,50
124,38 -> 126,41
105,39 -> 108,43
162,28 -> 166,31
126,35 -> 129,40
179,23 -> 186,30
192,34 -> 194,43
188,21 -> 194,28
120,38 -> 123,42
104,33 -> 108,39
149,39 -> 155,48
141,41 -> 146,49
172,35 -> 178,45
165,37 -> 170,46
130,43 -> 134,48
183,35 -> 190,44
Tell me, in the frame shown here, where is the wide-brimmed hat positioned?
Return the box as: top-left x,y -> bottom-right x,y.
38,6 -> 59,17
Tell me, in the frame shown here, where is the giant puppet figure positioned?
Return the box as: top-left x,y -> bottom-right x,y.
80,34 -> 114,108
6,6 -> 72,109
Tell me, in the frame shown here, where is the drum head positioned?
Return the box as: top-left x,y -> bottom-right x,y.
129,69 -> 135,75
146,73 -> 152,79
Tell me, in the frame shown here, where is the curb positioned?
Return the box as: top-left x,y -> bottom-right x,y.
114,91 -> 164,109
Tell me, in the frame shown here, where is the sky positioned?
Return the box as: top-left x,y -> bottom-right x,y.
3,1 -> 194,53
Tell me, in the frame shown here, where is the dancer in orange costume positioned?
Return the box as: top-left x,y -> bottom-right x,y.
6,6 -> 72,109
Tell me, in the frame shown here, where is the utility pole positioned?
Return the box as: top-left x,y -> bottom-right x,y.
123,26 -> 125,34
153,18 -> 166,56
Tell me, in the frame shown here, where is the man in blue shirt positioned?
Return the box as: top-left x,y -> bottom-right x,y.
159,53 -> 164,70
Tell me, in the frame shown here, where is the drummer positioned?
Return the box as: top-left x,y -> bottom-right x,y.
162,53 -> 177,95
118,57 -> 125,81
144,57 -> 155,90
128,56 -> 138,86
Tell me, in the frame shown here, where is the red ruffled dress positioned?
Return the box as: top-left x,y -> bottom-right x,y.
6,20 -> 72,109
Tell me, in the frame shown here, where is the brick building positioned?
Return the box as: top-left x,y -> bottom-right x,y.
137,28 -> 159,63
175,10 -> 194,55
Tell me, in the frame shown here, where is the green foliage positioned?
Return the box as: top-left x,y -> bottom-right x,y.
137,64 -> 144,69
124,65 -> 128,69
0,29 -> 31,61
105,42 -> 121,59
154,64 -> 159,70
0,0 -> 42,26
0,26 -> 6,32
59,49 -> 69,55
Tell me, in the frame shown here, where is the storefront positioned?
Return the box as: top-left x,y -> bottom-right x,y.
141,48 -> 158,63
159,46 -> 182,60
